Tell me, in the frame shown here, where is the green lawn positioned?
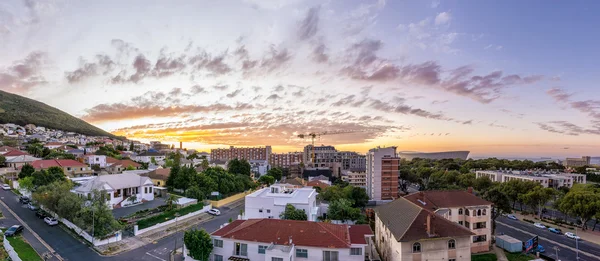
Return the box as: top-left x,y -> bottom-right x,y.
137,203 -> 205,229
6,236 -> 42,261
471,253 -> 497,261
505,252 -> 535,261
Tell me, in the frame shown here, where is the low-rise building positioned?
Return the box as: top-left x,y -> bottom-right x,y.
5,155 -> 40,169
206,219 -> 374,261
404,191 -> 492,253
106,159 -> 142,174
374,197 -> 474,261
147,168 -> 170,187
73,173 -> 154,209
475,170 -> 586,188
133,151 -> 166,163
85,154 -> 108,168
31,159 -> 93,177
343,170 -> 367,188
245,184 -> 318,221
564,156 -> 591,168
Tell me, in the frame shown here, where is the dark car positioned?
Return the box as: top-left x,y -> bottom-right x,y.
35,210 -> 47,219
548,227 -> 562,234
19,196 -> 30,204
4,225 -> 23,237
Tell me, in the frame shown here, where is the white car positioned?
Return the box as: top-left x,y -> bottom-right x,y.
208,208 -> 221,216
44,217 -> 58,226
534,223 -> 546,229
565,232 -> 581,240
1,184 -> 11,190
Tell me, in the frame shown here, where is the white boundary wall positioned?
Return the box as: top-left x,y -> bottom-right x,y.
134,204 -> 211,236
3,235 -> 22,261
60,217 -> 122,246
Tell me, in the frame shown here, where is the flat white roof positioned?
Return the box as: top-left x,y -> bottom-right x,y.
247,186 -> 316,205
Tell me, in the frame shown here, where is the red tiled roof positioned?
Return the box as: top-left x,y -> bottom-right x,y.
45,142 -> 63,146
106,157 -> 119,164
404,190 -> 492,211
116,159 -> 140,168
31,159 -> 87,169
307,180 -> 330,190
348,225 -> 373,244
0,146 -> 17,153
3,150 -> 29,157
211,219 -> 372,248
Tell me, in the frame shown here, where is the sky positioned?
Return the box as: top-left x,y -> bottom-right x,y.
1,0 -> 599,158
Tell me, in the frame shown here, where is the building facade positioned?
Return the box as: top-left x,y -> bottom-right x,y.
245,184 -> 318,221
564,156 -> 591,168
211,146 -> 272,161
366,146 -> 399,201
73,173 -> 154,209
31,159 -> 94,177
397,151 -> 470,161
343,171 -> 367,188
475,170 -> 586,189
302,145 -> 366,172
269,152 -> 303,168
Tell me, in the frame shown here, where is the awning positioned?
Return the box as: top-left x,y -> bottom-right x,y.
228,257 -> 250,261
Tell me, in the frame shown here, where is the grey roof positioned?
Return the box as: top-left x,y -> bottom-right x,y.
6,155 -> 40,163
137,151 -> 165,156
374,198 -> 422,241
74,173 -> 152,193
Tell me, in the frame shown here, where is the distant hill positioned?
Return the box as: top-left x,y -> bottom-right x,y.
0,90 -> 116,138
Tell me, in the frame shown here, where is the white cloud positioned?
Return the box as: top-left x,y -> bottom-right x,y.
434,12 -> 451,25
496,45 -> 503,50
431,1 -> 440,8
484,44 -> 493,50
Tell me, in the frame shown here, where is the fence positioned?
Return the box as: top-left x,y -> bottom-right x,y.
209,190 -> 253,208
3,235 -> 22,261
59,217 -> 122,246
134,204 -> 212,236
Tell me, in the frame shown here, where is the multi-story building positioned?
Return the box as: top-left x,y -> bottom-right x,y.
269,152 -> 303,168
374,197 -> 474,261
31,159 -> 94,177
475,170 -> 586,189
342,170 -> 367,188
366,146 -> 399,201
397,151 -> 470,161
404,191 -> 492,253
564,156 -> 591,168
206,219 -> 374,261
133,151 -> 166,163
211,146 -> 272,161
245,184 -> 319,221
303,145 -> 366,172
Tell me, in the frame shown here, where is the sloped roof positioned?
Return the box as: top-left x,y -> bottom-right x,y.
3,150 -> 29,157
6,155 -> 40,163
374,197 -> 474,242
212,219 -> 372,248
74,173 -> 152,193
148,168 -> 170,180
404,190 -> 492,211
31,159 -> 86,169
115,159 -> 141,168
349,225 -> 374,244
0,146 -> 17,153
307,180 -> 330,190
137,151 -> 164,157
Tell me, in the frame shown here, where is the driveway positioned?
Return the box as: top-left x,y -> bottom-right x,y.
112,197 -> 167,218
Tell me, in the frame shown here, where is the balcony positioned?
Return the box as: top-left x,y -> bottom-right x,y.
465,214 -> 488,223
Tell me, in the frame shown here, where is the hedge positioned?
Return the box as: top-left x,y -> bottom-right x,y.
137,203 -> 205,229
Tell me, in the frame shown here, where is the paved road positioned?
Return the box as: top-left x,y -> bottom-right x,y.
0,189 -> 242,261
496,216 -> 600,261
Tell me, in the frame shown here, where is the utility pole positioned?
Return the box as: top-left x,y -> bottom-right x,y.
173,213 -> 180,255
576,227 -> 580,260
553,246 -> 560,261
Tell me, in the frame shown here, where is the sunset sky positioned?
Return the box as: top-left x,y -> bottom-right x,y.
1,0 -> 599,158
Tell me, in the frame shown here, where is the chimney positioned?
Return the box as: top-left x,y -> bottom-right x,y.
467,187 -> 473,194
289,236 -> 293,245
426,214 -> 436,237
179,141 -> 182,149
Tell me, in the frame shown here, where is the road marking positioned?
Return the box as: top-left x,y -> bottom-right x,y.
146,252 -> 167,261
498,221 -> 595,259
0,198 -> 63,261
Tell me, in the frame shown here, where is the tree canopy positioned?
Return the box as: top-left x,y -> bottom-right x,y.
227,158 -> 251,176
184,229 -> 213,261
557,184 -> 600,230
19,164 -> 35,179
327,198 -> 361,223
279,204 -> 308,220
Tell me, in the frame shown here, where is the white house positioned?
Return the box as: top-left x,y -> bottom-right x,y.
198,219 -> 374,261
73,173 -> 154,209
85,154 -> 107,168
44,142 -> 64,149
133,151 -> 166,163
245,184 -> 318,221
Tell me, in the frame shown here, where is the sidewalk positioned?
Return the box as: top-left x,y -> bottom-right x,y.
511,211 -> 600,245
493,245 -> 509,261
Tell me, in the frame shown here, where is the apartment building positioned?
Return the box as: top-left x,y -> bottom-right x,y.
342,170 -> 367,188
475,170 -> 586,189
244,184 -> 319,221
374,197 -> 474,261
211,146 -> 272,161
564,156 -> 591,168
366,146 -> 399,201
269,152 -> 303,168
404,191 -> 493,253
205,219 -> 374,261
303,145 -> 366,171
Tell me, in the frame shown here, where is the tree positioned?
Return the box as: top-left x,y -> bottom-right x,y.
227,159 -> 251,176
521,186 -> 555,219
258,175 -> 275,186
327,198 -> 361,223
267,167 -> 283,181
165,194 -> 178,211
129,143 -> 134,151
43,150 -> 76,160
200,159 -> 209,171
32,167 -> 66,187
126,165 -> 136,170
279,204 -> 308,220
0,155 -> 5,167
473,176 -> 493,192
116,145 -> 126,151
18,176 -> 35,192
558,186 -> 600,230
166,165 -> 180,191
483,186 -> 511,236
77,190 -> 124,238
19,164 -> 35,179
343,186 -> 369,208
151,157 -> 157,165
175,166 -> 196,193
185,186 -> 204,200
184,229 -> 213,261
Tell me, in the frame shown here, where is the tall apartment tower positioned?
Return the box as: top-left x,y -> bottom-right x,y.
366,146 -> 400,201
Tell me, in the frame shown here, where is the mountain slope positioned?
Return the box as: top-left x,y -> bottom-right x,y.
0,90 -> 116,138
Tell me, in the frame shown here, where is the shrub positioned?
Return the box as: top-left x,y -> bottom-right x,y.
523,219 -> 534,224
137,203 -> 205,229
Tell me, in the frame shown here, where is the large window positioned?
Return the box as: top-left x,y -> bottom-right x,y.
412,242 -> 421,253
448,239 -> 456,249
323,251 -> 339,261
214,255 -> 223,261
473,235 -> 487,243
350,248 -> 362,255
272,258 -> 283,261
259,245 -> 268,254
458,208 -> 463,215
234,242 -> 248,256
213,239 -> 223,248
296,249 -> 308,258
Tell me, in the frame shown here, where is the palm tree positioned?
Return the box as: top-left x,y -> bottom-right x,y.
165,194 -> 178,211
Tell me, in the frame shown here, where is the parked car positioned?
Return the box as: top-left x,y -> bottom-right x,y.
4,225 -> 23,237
548,227 -> 562,234
35,210 -> 47,219
534,223 -> 546,229
27,202 -> 39,211
507,214 -> 518,220
208,208 -> 221,216
565,232 -> 581,240
19,196 -> 30,204
44,217 -> 58,226
1,184 -> 11,190
530,245 -> 545,253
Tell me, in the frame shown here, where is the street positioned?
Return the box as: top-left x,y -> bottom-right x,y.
497,216 -> 600,261
0,189 -> 242,261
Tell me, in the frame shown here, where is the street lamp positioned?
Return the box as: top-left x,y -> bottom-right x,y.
553,246 -> 560,261
575,226 -> 580,260
173,212 -> 180,255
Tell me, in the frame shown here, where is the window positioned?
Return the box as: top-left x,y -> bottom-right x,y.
258,245 -> 268,254
267,209 -> 271,213
234,242 -> 248,256
465,209 -> 470,216
323,251 -> 339,261
449,259 -> 456,261
473,235 -> 487,243
448,209 -> 452,216
272,258 -> 283,261
483,209 -> 487,215
144,187 -> 147,193
412,242 -> 421,253
350,248 -> 362,255
458,208 -> 463,215
213,254 -> 223,261
296,249 -> 308,258
477,209 -> 482,216
465,221 -> 470,229
458,221 -> 463,225
149,187 -> 152,193
67,167 -> 72,171
259,209 -> 263,213
475,222 -> 487,229
448,239 -> 456,249
213,239 -> 223,248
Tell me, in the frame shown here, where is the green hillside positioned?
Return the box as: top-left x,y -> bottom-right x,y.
0,90 -> 116,138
